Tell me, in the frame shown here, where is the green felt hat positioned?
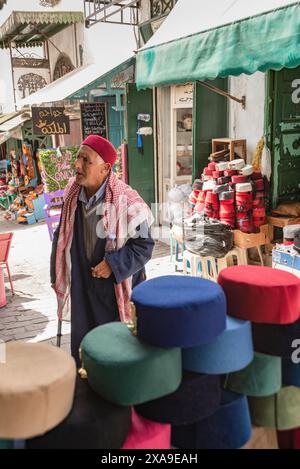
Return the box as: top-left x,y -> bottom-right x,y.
225,352 -> 281,397
248,386 -> 300,430
80,322 -> 182,406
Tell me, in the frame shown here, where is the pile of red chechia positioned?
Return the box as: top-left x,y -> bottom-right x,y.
188,159 -> 266,233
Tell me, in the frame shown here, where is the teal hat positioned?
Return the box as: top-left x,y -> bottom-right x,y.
80,323 -> 182,406
225,352 -> 281,397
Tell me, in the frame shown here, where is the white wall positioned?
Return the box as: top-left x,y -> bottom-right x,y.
229,72 -> 266,163
49,25 -> 78,78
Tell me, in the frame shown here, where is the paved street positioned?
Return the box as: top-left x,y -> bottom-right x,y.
0,214 -> 176,351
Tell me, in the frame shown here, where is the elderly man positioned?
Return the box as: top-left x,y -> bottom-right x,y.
51,135 -> 154,365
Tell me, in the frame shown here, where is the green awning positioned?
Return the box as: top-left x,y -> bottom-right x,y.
0,11 -> 84,49
136,0 -> 300,89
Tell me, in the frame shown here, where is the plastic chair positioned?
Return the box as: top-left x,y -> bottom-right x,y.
44,190 -> 64,241
0,232 -> 14,295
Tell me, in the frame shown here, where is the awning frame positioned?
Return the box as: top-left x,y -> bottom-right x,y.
0,11 -> 84,49
197,80 -> 246,109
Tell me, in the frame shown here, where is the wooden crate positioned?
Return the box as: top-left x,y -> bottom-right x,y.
211,138 -> 247,161
268,215 -> 300,242
234,224 -> 269,249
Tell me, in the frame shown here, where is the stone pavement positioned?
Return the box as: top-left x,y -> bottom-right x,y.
0,213 -> 177,351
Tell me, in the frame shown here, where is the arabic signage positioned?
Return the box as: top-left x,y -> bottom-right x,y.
12,58 -> 50,69
111,65 -> 135,89
174,83 -> 193,107
80,102 -> 107,140
32,106 -> 70,135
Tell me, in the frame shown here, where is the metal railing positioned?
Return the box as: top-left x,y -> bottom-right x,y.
84,0 -> 140,27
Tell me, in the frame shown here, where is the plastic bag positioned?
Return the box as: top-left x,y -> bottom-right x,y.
261,138 -> 272,181
183,214 -> 234,258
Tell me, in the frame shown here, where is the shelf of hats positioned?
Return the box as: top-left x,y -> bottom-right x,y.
3,267 -> 300,449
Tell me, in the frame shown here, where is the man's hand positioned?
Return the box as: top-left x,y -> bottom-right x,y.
91,260 -> 112,279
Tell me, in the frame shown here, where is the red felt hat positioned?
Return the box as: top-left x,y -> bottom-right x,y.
218,266 -> 300,324
82,134 -> 117,166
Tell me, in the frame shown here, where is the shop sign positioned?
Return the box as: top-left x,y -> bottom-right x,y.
111,65 -> 135,88
12,58 -> 50,69
38,147 -> 78,192
32,107 -> 70,135
174,84 -> 193,106
80,102 -> 108,139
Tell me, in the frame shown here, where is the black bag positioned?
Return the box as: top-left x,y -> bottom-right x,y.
184,214 -> 233,258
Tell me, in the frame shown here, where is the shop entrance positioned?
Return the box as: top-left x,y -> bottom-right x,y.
267,67 -> 300,208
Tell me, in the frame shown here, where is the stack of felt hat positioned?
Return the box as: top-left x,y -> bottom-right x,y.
218,265 -> 300,447
131,275 -> 255,449
283,224 -> 300,245
190,159 -> 266,232
77,275 -> 230,449
187,180 -> 203,216
0,342 -> 77,449
235,182 -> 254,233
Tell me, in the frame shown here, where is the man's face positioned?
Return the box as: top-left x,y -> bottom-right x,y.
75,145 -> 110,188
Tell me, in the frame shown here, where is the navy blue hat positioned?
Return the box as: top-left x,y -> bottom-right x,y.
182,317 -> 253,374
172,390 -> 252,449
252,318 -> 300,358
132,276 -> 227,348
26,377 -> 131,449
135,371 -> 221,426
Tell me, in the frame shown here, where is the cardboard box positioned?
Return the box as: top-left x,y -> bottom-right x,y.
272,249 -> 300,278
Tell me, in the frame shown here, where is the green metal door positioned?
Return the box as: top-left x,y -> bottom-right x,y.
192,79 -> 228,180
126,83 -> 155,206
267,68 -> 300,207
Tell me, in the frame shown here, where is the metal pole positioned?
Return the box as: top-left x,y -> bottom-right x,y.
9,42 -> 17,111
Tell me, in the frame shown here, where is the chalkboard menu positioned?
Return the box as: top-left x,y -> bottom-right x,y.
80,102 -> 108,140
32,106 -> 70,135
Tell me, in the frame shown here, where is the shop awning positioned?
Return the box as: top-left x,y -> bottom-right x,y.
0,111 -> 20,126
0,11 -> 84,49
136,0 -> 300,89
0,112 -> 31,132
16,56 -> 135,107
0,131 -> 10,144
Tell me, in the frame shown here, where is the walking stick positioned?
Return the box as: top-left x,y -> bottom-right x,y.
56,318 -> 62,347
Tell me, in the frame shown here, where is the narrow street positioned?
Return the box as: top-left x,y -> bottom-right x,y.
0,213 -> 175,351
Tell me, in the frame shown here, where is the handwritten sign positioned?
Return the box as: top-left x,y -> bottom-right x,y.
32,106 -> 70,135
80,102 -> 108,140
38,146 -> 78,192
174,84 -> 193,107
